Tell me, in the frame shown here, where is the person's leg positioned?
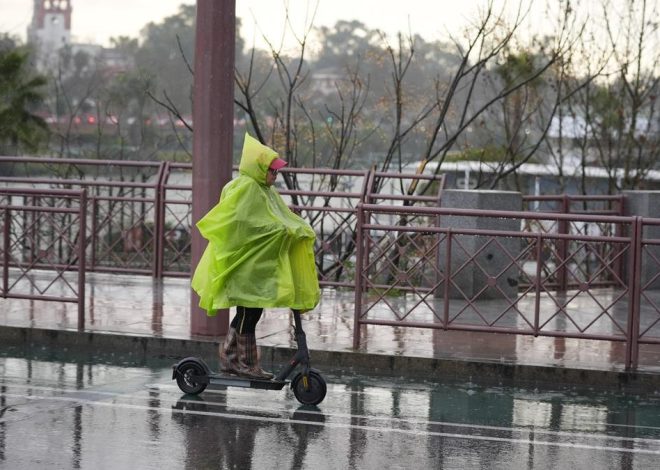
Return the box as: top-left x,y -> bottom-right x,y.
234,306 -> 262,335
221,307 -> 264,373
235,306 -> 273,379
219,308 -> 244,373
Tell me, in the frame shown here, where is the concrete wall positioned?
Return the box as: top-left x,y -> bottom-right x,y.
437,190 -> 523,299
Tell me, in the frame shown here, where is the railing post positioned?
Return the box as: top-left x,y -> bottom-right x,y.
557,194 -> 569,291
31,195 -> 38,263
78,190 -> 87,330
442,229 -> 452,329
613,196 -> 625,284
626,216 -> 642,371
534,234 -> 543,336
90,197 -> 97,271
353,202 -> 365,349
352,166 -> 381,348
2,208 -> 9,297
436,174 -> 445,327
153,161 -> 169,278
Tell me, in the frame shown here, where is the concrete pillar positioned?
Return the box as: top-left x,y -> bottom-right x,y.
190,0 -> 235,336
437,190 -> 522,299
623,191 -> 660,290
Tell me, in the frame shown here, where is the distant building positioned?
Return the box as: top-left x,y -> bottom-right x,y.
26,0 -> 133,75
27,0 -> 72,71
546,113 -> 660,167
310,68 -> 347,96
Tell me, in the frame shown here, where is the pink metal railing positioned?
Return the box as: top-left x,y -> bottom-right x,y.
522,194 -> 626,290
353,203 -> 658,370
7,157 -> 623,285
1,157 -> 450,283
3,157 -> 658,370
633,218 -> 660,367
1,157 -> 163,276
1,187 -> 87,328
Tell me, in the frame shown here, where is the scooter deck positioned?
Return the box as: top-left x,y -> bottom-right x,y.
208,372 -> 289,390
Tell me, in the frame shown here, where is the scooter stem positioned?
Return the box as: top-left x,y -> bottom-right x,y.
292,309 -> 304,335
274,310 -> 311,382
292,310 -> 310,365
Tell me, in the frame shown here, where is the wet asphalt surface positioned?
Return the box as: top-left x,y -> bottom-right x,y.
1,346 -> 660,469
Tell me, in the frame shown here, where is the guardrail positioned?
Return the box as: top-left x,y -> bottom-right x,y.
634,217 -> 660,367
0,157 -> 446,285
522,194 -> 626,290
0,187 -> 87,328
352,202 -> 659,370
1,157 -> 164,277
4,157 -> 657,370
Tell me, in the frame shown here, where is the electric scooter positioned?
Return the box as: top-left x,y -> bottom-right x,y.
172,310 -> 327,405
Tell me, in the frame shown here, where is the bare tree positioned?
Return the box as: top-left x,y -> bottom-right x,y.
418,2 -> 582,191
544,3 -> 613,195
551,0 -> 660,194
596,0 -> 660,191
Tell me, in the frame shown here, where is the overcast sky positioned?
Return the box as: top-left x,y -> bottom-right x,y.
0,0 -> 558,49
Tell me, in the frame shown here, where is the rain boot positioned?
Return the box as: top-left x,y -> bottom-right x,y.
236,333 -> 274,379
219,327 -> 239,374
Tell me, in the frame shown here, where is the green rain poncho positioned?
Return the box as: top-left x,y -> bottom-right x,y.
191,133 -> 320,315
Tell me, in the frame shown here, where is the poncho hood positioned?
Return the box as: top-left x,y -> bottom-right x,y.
238,133 -> 279,185
191,133 -> 320,315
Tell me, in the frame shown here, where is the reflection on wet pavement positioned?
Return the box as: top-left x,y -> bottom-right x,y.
1,348 -> 660,469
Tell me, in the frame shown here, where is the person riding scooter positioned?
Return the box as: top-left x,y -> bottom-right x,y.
191,132 -> 320,379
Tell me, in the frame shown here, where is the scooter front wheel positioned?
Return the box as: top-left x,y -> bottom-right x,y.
291,370 -> 327,405
175,361 -> 208,395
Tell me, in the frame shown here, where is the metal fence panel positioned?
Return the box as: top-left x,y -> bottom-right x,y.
0,188 -> 87,328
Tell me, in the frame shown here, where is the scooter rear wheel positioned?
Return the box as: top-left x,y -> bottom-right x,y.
292,370 -> 327,405
176,361 -> 208,395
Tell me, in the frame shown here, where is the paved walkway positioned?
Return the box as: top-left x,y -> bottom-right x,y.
1,272 -> 659,382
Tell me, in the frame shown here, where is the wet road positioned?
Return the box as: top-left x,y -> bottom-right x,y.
1,347 -> 660,469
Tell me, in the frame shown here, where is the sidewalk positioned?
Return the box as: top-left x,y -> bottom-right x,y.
1,272 -> 659,389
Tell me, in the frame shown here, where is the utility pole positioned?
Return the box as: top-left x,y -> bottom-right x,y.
190,0 -> 235,336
